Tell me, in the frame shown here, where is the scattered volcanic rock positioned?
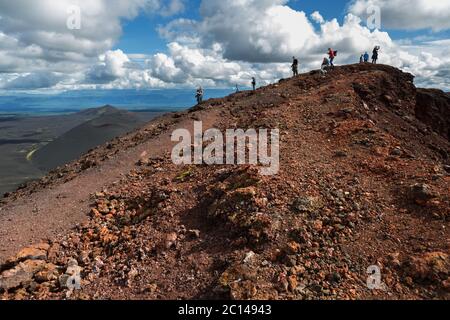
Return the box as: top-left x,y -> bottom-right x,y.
1,64 -> 449,301
403,252 -> 450,285
0,260 -> 46,291
409,183 -> 437,205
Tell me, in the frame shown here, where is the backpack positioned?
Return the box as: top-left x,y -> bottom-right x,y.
334,51 -> 338,56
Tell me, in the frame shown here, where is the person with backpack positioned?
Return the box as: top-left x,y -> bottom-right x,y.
320,57 -> 330,75
372,46 -> 380,64
360,54 -> 364,63
364,51 -> 370,63
292,56 -> 299,76
195,86 -> 203,104
251,77 -> 256,91
328,48 -> 337,67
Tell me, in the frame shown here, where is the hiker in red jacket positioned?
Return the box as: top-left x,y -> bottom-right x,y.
328,48 -> 337,67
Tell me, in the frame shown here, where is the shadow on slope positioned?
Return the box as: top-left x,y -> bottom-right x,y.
32,106 -> 144,171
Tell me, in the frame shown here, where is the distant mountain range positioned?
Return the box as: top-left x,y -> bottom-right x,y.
0,106 -> 162,195
32,106 -> 148,171
0,89 -> 234,116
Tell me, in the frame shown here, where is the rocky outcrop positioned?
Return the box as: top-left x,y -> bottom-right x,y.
415,88 -> 450,141
402,252 -> 449,292
0,243 -> 52,293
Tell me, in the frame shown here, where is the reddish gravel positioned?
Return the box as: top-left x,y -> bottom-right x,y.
0,64 -> 449,300
0,111 -> 222,265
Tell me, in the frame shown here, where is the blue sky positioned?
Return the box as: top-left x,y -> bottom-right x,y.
0,0 -> 449,91
115,0 -> 203,54
117,0 -> 314,55
115,0 -> 350,55
115,0 -> 450,56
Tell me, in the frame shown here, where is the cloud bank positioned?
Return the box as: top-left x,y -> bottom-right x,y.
0,0 -> 448,91
349,0 -> 450,32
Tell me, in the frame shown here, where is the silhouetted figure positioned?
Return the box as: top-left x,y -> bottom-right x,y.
292,56 -> 299,76
251,77 -> 256,91
195,87 -> 203,104
364,52 -> 369,63
360,54 -> 364,63
235,84 -> 239,93
372,46 -> 380,64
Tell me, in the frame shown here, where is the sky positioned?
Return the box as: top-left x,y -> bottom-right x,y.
0,0 -> 449,92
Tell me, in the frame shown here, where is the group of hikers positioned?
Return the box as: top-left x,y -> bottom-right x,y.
360,46 -> 380,64
318,46 -> 380,76
195,46 -> 381,104
294,46 -> 380,77
318,48 -> 338,75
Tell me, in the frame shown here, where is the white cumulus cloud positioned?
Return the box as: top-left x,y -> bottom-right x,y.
349,0 -> 450,32
0,0 -> 448,91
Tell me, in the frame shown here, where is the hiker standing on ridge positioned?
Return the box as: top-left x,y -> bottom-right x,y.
364,51 -> 370,63
328,48 -> 337,67
195,86 -> 203,104
372,46 -> 380,64
320,57 -> 330,75
251,77 -> 256,91
292,56 -> 299,76
360,54 -> 364,63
